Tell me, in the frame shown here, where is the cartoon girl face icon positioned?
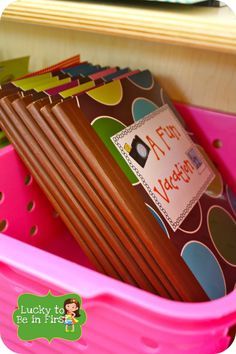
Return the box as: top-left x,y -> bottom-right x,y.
63,298 -> 80,332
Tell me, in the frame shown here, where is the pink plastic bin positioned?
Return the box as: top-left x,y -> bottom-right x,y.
0,104 -> 236,354
175,103 -> 236,194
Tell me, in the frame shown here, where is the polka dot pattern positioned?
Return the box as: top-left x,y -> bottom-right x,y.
80,69 -> 236,295
146,204 -> 169,238
132,98 -> 158,122
208,206 -> 236,266
227,186 -> 236,215
87,80 -> 123,106
182,242 -> 226,300
128,70 -> 154,90
92,116 -> 138,184
178,201 -> 202,234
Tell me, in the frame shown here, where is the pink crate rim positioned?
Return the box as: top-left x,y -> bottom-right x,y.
0,234 -> 236,326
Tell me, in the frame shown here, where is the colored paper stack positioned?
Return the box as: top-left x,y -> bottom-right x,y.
0,56 -> 235,302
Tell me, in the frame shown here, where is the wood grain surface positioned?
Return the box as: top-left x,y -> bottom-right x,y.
0,19 -> 236,114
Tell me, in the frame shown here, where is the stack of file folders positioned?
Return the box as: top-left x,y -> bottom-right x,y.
0,55 -> 235,303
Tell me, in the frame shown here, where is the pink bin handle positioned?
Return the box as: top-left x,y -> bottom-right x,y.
1,233 -> 236,333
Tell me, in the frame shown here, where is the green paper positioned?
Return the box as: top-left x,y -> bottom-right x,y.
35,77 -> 71,92
0,131 -> 9,149
0,56 -> 29,84
17,76 -> 59,91
92,117 -> 139,184
60,80 -> 95,98
13,73 -> 52,88
13,292 -> 87,342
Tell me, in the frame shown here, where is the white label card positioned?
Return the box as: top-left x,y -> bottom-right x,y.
111,105 -> 215,231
